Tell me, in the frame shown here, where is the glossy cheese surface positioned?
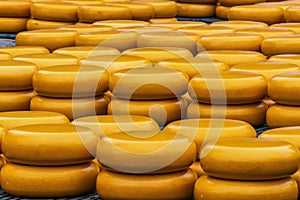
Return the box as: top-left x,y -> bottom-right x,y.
149,17 -> 177,23
268,54 -> 300,66
271,23 -> 300,33
0,18 -> 27,33
93,20 -> 149,28
26,19 -> 73,31
178,26 -> 235,36
218,0 -> 266,6
133,0 -> 177,18
0,125 -> 6,153
267,104 -> 300,128
236,27 -> 295,38
0,52 -> 12,60
216,5 -> 230,19
149,21 -> 207,30
262,35 -> 300,56
176,3 -> 215,18
0,0 -> 31,17
0,46 -> 49,56
210,20 -> 268,30
189,161 -> 205,178
58,24 -> 114,34
200,138 -> 299,180
0,91 -> 34,112
285,6 -> 300,22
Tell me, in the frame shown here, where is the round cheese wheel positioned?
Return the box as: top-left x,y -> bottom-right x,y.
285,6 -> 300,22
3,124 -> 97,165
176,3 -> 215,18
0,60 -> 37,91
196,50 -> 266,67
93,20 -> 149,28
188,71 -> 267,104
26,19 -> 74,30
14,53 -> 78,69
33,65 -> 109,98
216,5 -> 230,19
200,138 -> 299,180
0,46 -> 49,57
78,5 -> 132,23
62,0 -> 105,5
16,29 -> 77,52
219,0 -> 266,6
230,62 -> 300,81
262,35 -> 300,56
58,24 -> 114,34
149,21 -> 207,30
53,46 -> 120,60
149,18 -> 178,23
30,95 -> 110,120
30,2 -> 79,22
189,161 -> 205,178
108,97 -> 184,127
76,31 -> 137,51
197,33 -> 263,52
109,67 -> 189,100
0,0 -> 31,17
97,131 -> 196,173
97,169 -> 196,200
187,101 -> 268,127
266,104 -> 300,128
72,115 -> 160,137
1,162 -> 99,198
210,20 -> 268,30
178,26 -> 235,36
132,0 -> 177,18
268,54 -> 300,66
0,91 -> 34,112
194,175 -> 298,200
236,27 -> 295,38
0,18 -> 27,33
270,23 -> 300,33
0,52 -> 12,60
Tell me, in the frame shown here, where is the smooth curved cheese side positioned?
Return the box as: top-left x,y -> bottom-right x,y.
93,20 -> 149,28
176,3 -> 215,18
285,6 -> 300,22
150,21 -> 207,30
149,18 -> 178,23
270,23 -> 300,33
219,0 -> 266,6
26,19 -> 74,30
61,0 -> 105,5
268,54 -> 300,66
292,168 -> 300,195
189,161 -> 205,178
176,0 -> 216,4
210,20 -> 268,29
58,24 -> 114,34
0,46 -> 49,57
0,125 -> 6,153
0,0 -> 31,17
236,27 -> 295,38
0,91 -> 34,112
1,162 -> 99,198
0,18 -> 27,33
262,35 -> 300,56
178,26 -> 235,36
216,5 -> 230,19
133,0 -> 177,18
266,104 -> 300,128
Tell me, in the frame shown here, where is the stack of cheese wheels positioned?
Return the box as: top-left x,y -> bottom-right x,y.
31,65 -> 110,120
0,0 -> 31,33
1,124 -> 99,198
108,66 -> 189,127
175,2 -> 216,18
162,118 -> 256,177
0,60 -> 37,111
187,71 -> 268,127
96,130 -> 197,199
194,138 -> 299,200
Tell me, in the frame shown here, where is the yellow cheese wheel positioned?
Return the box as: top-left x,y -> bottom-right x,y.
149,17 -> 177,23
62,0 -> 105,5
178,26 -> 235,36
0,125 -> 6,153
0,0 -> 31,17
262,35 -> 300,56
228,5 -> 284,25
53,46 -> 120,60
0,60 -> 37,91
0,18 -> 27,33
149,21 -> 207,30
292,168 -> 300,195
0,52 -> 12,60
108,97 -> 184,127
194,175 -> 298,200
30,95 -> 110,120
196,50 -> 266,67
106,3 -> 154,20
81,55 -> 152,75
16,30 -> 77,52
255,2 -> 295,10
230,62 -> 300,81
236,27 -> 295,38
266,104 -> 300,128
200,138 -> 299,180
176,3 -> 215,18
14,53 -> 78,69
93,20 -> 149,28
122,47 -> 193,64
197,33 -> 263,52
58,24 -> 114,34
219,0 -> 266,6
0,91 -> 34,112
109,67 -> 189,100
0,111 -> 69,129
187,101 -> 268,127
133,0 -> 177,18
177,0 -> 216,3
97,131 -> 196,173
78,5 -> 132,23
216,5 -> 230,19
210,20 -> 268,29
270,23 -> 300,33
1,162 -> 99,198
0,46 -> 49,57
72,115 -> 160,137
76,31 -> 137,51
268,54 -> 300,66
188,71 -> 267,104
189,161 -> 205,178
26,19 -> 74,30
3,124 -> 97,165
97,169 -> 196,200
285,6 -> 300,22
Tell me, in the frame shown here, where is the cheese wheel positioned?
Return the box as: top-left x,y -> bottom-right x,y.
53,46 -> 120,60
81,55 -> 152,75
97,131 -> 196,173
0,0 -> 31,17
200,138 -> 299,180
16,30 -> 77,52
262,35 -> 300,56
0,125 -> 6,153
219,0 -> 266,6
0,46 -> 49,57
122,47 -> 193,64
177,0 -> 216,3
109,67 -> 189,100
210,20 -> 268,30
197,33 -> 263,52
189,161 -> 205,178
30,95 -> 110,120
196,50 -> 266,67
3,124 -> 97,165
93,20 -> 149,28
149,18 -> 177,23
33,65 -> 109,98
0,52 -> 12,60
176,3 -> 215,18
62,0 -> 105,5
285,6 -> 300,22
72,115 -> 160,137
76,31 -> 137,51
106,3 -> 154,20
268,54 -> 300,66
194,175 -> 298,200
187,101 -> 268,127
78,5 -> 131,23
236,27 -> 295,38
0,91 -> 34,112
188,71 -> 267,104
216,5 -> 230,19
178,26 -> 235,36
230,62 -> 300,81
14,53 -> 78,69
97,169 -> 196,200
0,111 -> 69,129
1,162 -> 99,198
0,60 -> 37,91
270,23 -> 300,33
149,21 -> 207,30
0,18 -> 27,33
133,0 -> 177,18
58,24 -> 114,34
108,97 -> 184,127
228,5 -> 284,25
266,104 -> 300,128
26,19 -> 73,30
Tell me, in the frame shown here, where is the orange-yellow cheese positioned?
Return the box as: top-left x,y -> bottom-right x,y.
133,0 -> 177,18
216,5 -> 230,19
149,17 -> 177,23
58,24 -> 114,34
263,96 -> 276,107
236,27 -> 295,38
177,0 -> 216,3
26,19 -> 74,30
219,0 -> 266,6
270,23 -> 300,33
266,104 -> 300,128
106,3 -> 154,20
0,46 -> 49,57
268,54 -> 300,66
262,35 -> 300,56
93,20 -> 149,28
284,6 -> 300,22
0,91 -> 34,112
62,0 -> 105,5
0,52 -> 12,60
178,26 -> 235,36
0,125 -> 6,153
189,161 -> 205,178
210,20 -> 268,29
0,18 -> 27,33
149,21 -> 207,30
0,0 -> 31,17
176,3 -> 215,18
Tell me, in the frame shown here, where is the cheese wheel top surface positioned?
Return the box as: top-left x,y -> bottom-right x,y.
0,46 -> 49,57
59,24 -> 114,34
132,0 -> 177,18
0,52 -> 12,60
93,20 -> 150,28
149,21 -> 207,30
236,27 -> 295,38
268,54 -> 300,65
0,0 -> 31,17
210,20 -> 268,29
270,23 -> 300,33
26,19 -> 74,31
178,26 -> 235,36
